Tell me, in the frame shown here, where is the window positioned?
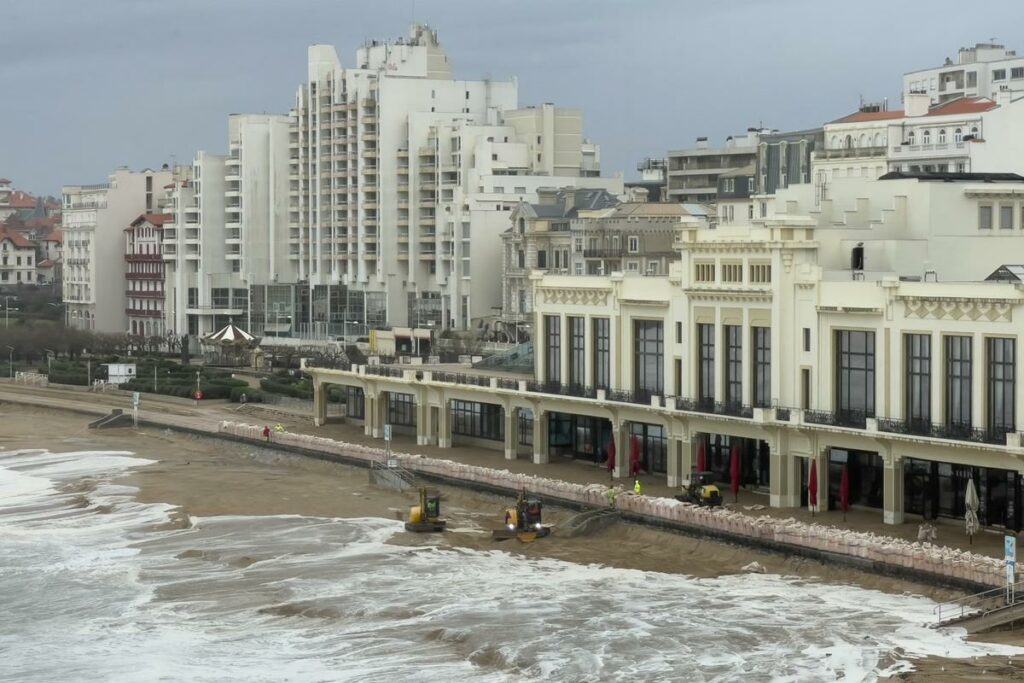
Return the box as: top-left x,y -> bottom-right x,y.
187,287 -> 198,307
749,263 -> 771,284
979,204 -> 993,230
747,178 -> 754,192
344,387 -> 365,420
568,316 -> 585,387
907,131 -> 915,145
987,337 -> 1016,435
954,128 -> 963,143
1000,204 -> 1014,229
517,250 -> 525,268
573,238 -> 583,253
593,317 -> 610,390
904,334 -> 931,429
938,129 -> 946,144
835,330 -> 875,424
627,236 -> 639,253
675,321 -> 682,344
922,130 -> 931,145
970,126 -> 979,138
945,335 -> 972,431
748,204 -> 754,220
694,262 -> 715,283
993,68 -> 1007,81
725,325 -> 742,406
721,263 -> 742,283
387,392 -> 416,426
1013,67 -> 1024,80
537,250 -> 547,268
545,315 -> 560,383
634,320 -> 663,396
801,368 -> 811,409
451,401 -> 504,441
698,323 -> 715,403
574,263 -> 583,275
803,328 -> 811,352
753,327 -> 771,408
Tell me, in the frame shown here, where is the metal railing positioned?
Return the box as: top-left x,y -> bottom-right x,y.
432,371 -> 490,387
525,381 -> 598,399
606,388 -> 656,405
934,580 -> 1024,625
804,408 -> 869,429
364,365 -> 403,378
876,417 -> 1007,445
674,397 -> 753,418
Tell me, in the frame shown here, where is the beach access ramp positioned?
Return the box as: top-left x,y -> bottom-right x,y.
88,409 -> 133,430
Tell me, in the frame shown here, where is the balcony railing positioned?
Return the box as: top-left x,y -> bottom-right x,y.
125,253 -> 162,262
432,371 -> 491,387
674,397 -> 753,418
606,388 -> 656,405
876,417 -> 1008,445
525,381 -> 598,399
364,365 -> 403,378
582,248 -> 627,258
125,308 -> 162,318
814,146 -> 886,160
804,409 -> 869,429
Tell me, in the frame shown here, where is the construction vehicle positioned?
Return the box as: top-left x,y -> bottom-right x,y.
492,489 -> 551,542
404,487 -> 447,533
675,471 -> 723,508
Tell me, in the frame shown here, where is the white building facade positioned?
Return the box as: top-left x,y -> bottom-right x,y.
904,42 -> 1024,104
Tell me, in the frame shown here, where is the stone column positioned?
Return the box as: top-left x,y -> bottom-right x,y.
680,438 -> 694,482
769,445 -> 799,508
437,399 -> 451,448
504,406 -> 518,460
613,420 -> 630,479
372,391 -> 386,439
667,436 -> 684,488
532,409 -> 549,464
416,399 -> 431,446
312,379 -> 327,427
363,392 -> 375,437
883,453 -> 905,525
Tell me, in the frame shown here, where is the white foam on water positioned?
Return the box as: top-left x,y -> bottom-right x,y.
0,448 -> 1021,683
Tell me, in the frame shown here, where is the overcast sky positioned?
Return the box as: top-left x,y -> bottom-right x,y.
3,0 -> 1023,196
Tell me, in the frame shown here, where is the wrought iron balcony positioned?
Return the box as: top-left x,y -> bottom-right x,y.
525,380 -> 598,399
364,365 -> 403,378
876,417 -> 1009,445
606,388 -> 656,405
674,397 -> 753,418
432,371 -> 491,387
803,408 -> 869,429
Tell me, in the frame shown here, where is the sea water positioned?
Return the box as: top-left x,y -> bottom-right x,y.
0,448 -> 1020,683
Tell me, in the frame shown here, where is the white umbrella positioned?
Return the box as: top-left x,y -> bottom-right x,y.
965,477 -> 980,544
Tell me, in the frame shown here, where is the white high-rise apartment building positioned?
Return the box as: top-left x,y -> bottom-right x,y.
63,167 -> 176,332
904,42 -> 1024,105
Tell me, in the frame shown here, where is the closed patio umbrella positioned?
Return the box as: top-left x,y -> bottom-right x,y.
606,435 -> 616,480
965,476 -> 980,545
696,440 -> 706,473
730,444 -> 741,503
808,458 -> 818,516
629,434 -> 641,477
839,464 -> 850,522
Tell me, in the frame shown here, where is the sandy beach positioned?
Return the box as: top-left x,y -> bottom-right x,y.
2,403 -> 1022,680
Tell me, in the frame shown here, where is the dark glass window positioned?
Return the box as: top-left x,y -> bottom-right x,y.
545,315 -> 560,383
569,316 -> 585,387
593,317 -> 610,390
633,320 -> 664,395
698,323 -> 715,403
344,386 -> 365,420
835,330 -> 874,423
904,334 -> 931,429
945,336 -> 972,430
987,337 -> 1016,435
387,392 -> 416,426
753,327 -> 771,408
451,400 -> 504,441
518,410 -> 533,446
725,325 -> 742,406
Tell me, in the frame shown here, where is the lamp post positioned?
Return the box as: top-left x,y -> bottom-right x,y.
5,345 -> 13,379
43,348 -> 54,375
2,296 -> 20,329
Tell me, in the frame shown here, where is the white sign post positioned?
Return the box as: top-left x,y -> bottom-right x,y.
1006,535 -> 1017,603
383,424 -> 396,468
132,391 -> 140,428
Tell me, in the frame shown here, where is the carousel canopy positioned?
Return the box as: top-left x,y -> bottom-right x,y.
205,323 -> 256,344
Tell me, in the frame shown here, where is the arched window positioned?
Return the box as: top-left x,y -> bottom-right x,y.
845,135 -> 853,149
873,133 -> 883,147
922,129 -> 931,145
907,131 -> 915,145
954,128 -> 963,143
857,134 -> 866,147
831,135 -> 840,149
970,126 -> 979,138
938,129 -> 946,144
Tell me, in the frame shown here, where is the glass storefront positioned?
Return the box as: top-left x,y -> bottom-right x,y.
904,457 -> 1022,530
702,434 -> 769,489
548,413 -> 612,464
827,448 -> 883,510
629,423 -> 667,474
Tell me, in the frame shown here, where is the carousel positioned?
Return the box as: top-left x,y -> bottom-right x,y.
201,323 -> 259,367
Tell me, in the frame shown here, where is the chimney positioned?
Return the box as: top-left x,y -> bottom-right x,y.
905,92 -> 930,117
996,87 -> 1013,107
536,187 -> 558,205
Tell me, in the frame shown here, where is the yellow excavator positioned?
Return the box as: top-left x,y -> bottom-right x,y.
404,487 -> 447,533
492,489 -> 551,542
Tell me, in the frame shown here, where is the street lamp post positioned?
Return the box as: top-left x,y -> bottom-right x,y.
4,345 -> 13,379
43,348 -> 54,375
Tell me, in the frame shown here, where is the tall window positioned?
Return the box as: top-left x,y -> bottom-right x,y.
835,330 -> 875,424
545,315 -> 560,384
593,317 -> 610,390
451,401 -> 504,441
568,316 -> 585,387
725,325 -> 742,406
987,337 -> 1016,435
698,323 -> 715,403
633,320 -> 664,395
904,334 -> 931,429
945,336 -> 972,431
753,327 -> 771,407
387,392 -> 416,426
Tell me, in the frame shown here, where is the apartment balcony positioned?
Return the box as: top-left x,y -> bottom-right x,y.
125,308 -> 163,318
890,142 -> 969,158
674,397 -> 754,419
126,290 -> 164,299
417,147 -> 436,157
397,148 -> 409,157
813,146 -> 886,160
125,253 -> 162,262
125,272 -> 163,280
419,216 -> 436,225
876,417 -> 1008,445
361,148 -> 377,158
583,248 -> 628,258
803,409 -> 869,430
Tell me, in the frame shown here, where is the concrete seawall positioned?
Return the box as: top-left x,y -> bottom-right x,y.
221,421 -> 1012,593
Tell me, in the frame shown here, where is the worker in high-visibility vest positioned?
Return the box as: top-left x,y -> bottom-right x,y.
274,423 -> 285,433
633,478 -> 642,495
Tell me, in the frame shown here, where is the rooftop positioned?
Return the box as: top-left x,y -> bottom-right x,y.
879,171 -> 1024,183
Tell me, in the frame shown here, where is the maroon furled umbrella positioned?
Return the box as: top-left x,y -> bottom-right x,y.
629,434 -> 641,477
696,440 -> 707,472
808,459 -> 819,516
730,444 -> 741,503
606,435 -> 616,479
839,464 -> 850,522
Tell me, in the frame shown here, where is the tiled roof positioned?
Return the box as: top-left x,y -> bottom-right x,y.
36,259 -> 56,268
830,110 -> 906,124
0,178 -> 10,184
8,191 -> 36,209
130,212 -> 172,228
831,97 -> 999,125
0,228 -> 35,248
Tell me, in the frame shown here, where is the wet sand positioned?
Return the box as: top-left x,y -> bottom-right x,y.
3,404 -> 1023,680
